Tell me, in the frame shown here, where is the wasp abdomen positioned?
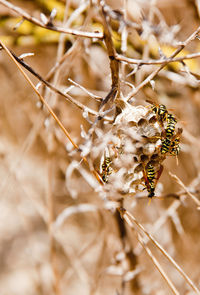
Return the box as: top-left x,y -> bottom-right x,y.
165,114 -> 177,138
161,138 -> 171,154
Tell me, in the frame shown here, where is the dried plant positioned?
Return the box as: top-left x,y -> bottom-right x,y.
0,0 -> 200,294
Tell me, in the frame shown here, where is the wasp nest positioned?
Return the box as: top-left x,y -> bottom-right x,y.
82,101 -> 182,200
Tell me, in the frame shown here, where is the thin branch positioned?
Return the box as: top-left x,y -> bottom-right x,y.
45,0 -> 71,108
134,199 -> 182,255
126,25 -> 200,101
68,78 -> 102,101
169,172 -> 200,208
119,208 -> 200,294
46,159 -> 61,295
99,1 -> 141,31
116,52 -> 200,65
0,43 -> 113,120
40,40 -> 83,89
0,41 -> 103,185
114,205 -> 140,292
54,204 -> 98,228
136,233 -> 179,295
99,0 -> 119,109
39,3 -> 93,97
120,0 -> 128,87
0,0 -> 103,39
0,41 -> 79,149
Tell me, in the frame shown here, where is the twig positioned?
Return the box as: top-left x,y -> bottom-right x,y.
54,204 -> 98,228
39,40 -> 81,87
114,204 -> 140,293
116,52 -> 200,65
46,159 -> 61,295
134,199 -> 182,255
0,41 -> 79,149
99,0 -> 119,109
136,234 -> 180,295
0,0 -> 103,39
98,1 -> 141,31
0,43 -> 112,120
120,207 -> 180,294
46,0 -> 72,107
68,78 -> 102,101
45,6 -> 69,293
120,0 -> 128,87
119,208 -> 200,294
39,2 -> 93,99
169,172 -> 200,208
0,41 -> 103,184
126,25 -> 200,101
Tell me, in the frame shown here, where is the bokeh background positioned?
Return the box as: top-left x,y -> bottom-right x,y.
0,0 -> 200,294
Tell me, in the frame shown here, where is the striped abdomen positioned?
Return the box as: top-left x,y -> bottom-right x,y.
101,157 -> 112,183
166,114 -> 177,137
147,164 -> 155,182
161,137 -> 171,154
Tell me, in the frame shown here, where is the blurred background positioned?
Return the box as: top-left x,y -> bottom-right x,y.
0,0 -> 200,294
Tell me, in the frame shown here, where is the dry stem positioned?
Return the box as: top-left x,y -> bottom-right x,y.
119,208 -> 200,294
0,0 -> 103,39
126,25 -> 200,101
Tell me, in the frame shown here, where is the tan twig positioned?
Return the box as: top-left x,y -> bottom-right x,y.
39,2 -> 94,103
46,159 -> 61,295
119,208 -> 200,294
116,52 -> 200,65
45,6 -> 70,293
135,199 -> 183,255
0,43 -> 112,120
98,0 -> 119,109
126,25 -> 200,101
136,234 -> 179,295
120,207 -> 179,294
114,205 -> 140,292
39,41 -> 81,86
46,0 -> 72,107
0,41 -> 79,149
169,172 -> 200,208
68,78 -> 102,101
120,0 -> 128,87
98,1 -> 141,31
0,41 -> 103,185
0,0 -> 103,39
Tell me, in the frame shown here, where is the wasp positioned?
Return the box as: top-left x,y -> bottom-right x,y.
165,113 -> 177,138
160,128 -> 183,155
143,163 -> 163,198
160,137 -> 171,154
146,100 -> 168,126
101,157 -> 112,183
170,138 -> 180,156
153,104 -> 168,122
169,128 -> 182,156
